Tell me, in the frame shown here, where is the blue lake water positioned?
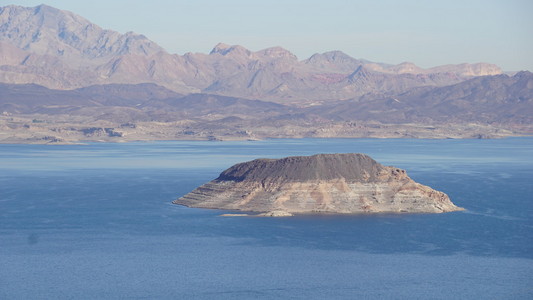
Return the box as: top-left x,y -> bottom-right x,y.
1,138 -> 532,299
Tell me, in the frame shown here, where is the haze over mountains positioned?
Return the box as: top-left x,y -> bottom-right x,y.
0,4 -> 531,143
1,4 -> 505,100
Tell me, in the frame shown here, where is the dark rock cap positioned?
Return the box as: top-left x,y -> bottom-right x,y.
216,153 -> 388,182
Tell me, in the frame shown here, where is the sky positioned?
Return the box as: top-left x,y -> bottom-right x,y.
2,0 -> 532,71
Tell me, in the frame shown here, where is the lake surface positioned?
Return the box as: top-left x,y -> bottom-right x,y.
1,138 -> 532,299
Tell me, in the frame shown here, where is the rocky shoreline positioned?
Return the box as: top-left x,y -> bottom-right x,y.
1,114 -> 526,144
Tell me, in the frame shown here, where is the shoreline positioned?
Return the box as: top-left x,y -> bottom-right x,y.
1,118 -> 530,145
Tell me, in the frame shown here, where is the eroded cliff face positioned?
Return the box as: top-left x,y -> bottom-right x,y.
174,154 -> 463,215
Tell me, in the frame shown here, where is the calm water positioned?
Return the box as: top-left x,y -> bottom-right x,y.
1,138 -> 532,299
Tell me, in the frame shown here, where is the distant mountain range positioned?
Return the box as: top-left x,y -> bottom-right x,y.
2,71 -> 531,125
1,4 -> 505,102
0,4 -> 531,143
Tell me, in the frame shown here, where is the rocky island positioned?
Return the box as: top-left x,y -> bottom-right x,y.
174,153 -> 463,216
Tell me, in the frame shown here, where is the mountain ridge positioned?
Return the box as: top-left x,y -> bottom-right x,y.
0,4 -> 505,102
0,71 -> 530,143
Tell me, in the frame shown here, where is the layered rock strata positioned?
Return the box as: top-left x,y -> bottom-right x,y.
174,153 -> 463,215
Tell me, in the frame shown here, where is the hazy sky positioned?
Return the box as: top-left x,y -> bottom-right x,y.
2,0 -> 532,71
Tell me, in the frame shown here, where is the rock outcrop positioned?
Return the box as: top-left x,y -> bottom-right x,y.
174,153 -> 463,215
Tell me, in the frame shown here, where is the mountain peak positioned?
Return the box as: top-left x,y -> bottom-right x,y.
209,43 -> 251,57
1,3 -> 55,12
514,70 -> 532,77
305,50 -> 363,73
319,50 -> 353,60
256,46 -> 297,60
210,42 -> 231,54
0,4 -> 164,63
34,4 -> 59,12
